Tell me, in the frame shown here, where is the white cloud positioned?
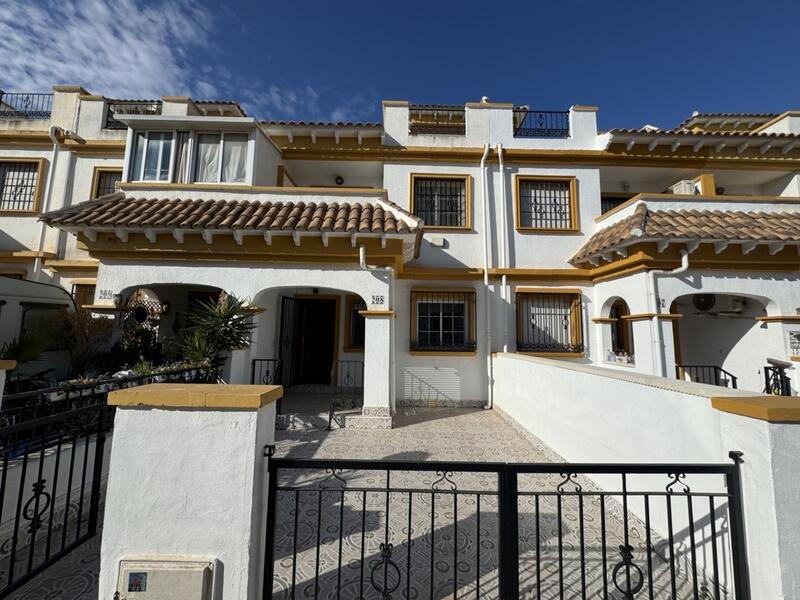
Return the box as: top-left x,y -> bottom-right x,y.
0,0 -> 380,122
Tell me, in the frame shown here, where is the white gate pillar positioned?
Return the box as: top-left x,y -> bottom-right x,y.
356,311 -> 393,428
99,383 -> 282,599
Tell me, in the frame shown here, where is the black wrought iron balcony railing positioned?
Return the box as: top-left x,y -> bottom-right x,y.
513,108 -> 570,138
104,99 -> 162,129
0,92 -> 53,119
409,105 -> 466,135
676,364 -> 738,389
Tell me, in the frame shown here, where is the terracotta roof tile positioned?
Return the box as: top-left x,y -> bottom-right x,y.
571,204 -> 800,264
40,194 -> 418,236
608,127 -> 797,140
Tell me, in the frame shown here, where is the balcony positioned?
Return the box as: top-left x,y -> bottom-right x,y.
104,99 -> 162,129
513,108 -> 570,138
0,92 -> 52,119
408,104 -> 465,135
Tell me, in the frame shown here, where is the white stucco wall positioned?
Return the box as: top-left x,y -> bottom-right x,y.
99,402 -> 276,600
492,352 -> 799,599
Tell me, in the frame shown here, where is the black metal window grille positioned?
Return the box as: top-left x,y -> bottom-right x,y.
517,292 -> 583,353
411,290 -> 475,352
513,109 -> 570,138
93,170 -> 121,198
0,92 -> 53,119
263,456 -> 751,600
104,100 -> 162,129
518,179 -> 574,230
412,177 -> 467,227
0,162 -> 39,211
347,298 -> 367,350
409,105 -> 466,135
790,331 -> 800,357
601,195 -> 631,214
71,284 -> 96,316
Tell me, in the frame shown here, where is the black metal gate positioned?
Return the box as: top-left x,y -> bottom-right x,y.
263,455 -> 749,599
0,403 -> 112,598
279,296 -> 300,387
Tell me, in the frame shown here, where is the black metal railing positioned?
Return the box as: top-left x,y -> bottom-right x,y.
104,100 -> 162,129
409,105 -> 466,135
1,365 -> 218,426
601,195 -> 630,214
0,93 -> 53,120
0,402 -> 112,597
516,292 -> 584,353
263,454 -> 750,599
328,360 -> 364,429
676,365 -> 738,389
410,290 -> 476,352
251,359 -> 282,413
513,109 -> 570,138
764,366 -> 792,396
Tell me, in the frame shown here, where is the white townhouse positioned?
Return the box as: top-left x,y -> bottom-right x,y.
3,89 -> 800,426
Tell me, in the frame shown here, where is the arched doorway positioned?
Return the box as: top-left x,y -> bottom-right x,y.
609,298 -> 634,363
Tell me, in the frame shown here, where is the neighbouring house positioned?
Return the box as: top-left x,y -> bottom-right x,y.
1,88 -> 799,426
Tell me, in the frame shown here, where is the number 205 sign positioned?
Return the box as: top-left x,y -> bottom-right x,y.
371,295 -> 385,306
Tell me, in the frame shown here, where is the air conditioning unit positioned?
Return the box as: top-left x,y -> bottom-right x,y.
667,180 -> 702,195
693,294 -> 745,314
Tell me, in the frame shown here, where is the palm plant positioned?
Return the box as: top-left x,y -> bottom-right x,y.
182,293 -> 255,363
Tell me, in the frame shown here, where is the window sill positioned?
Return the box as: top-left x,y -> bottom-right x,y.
515,227 -> 581,234
409,350 -> 477,357
421,226 -> 473,232
604,360 -> 636,368
343,346 -> 365,353
0,210 -> 39,216
516,351 -> 585,358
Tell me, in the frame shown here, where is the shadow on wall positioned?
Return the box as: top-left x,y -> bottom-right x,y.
402,368 -> 463,405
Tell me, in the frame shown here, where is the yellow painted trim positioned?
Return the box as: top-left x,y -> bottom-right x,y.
81,304 -> 122,313
108,383 -> 283,409
692,174 -> 716,195
755,315 -> 800,323
382,100 -> 409,107
0,251 -> 55,263
464,101 -> 514,109
90,166 -> 123,199
751,111 -> 800,134
0,157 -> 46,215
513,175 -> 580,233
78,94 -> 105,101
52,85 -> 88,94
344,295 -> 366,352
621,313 -> 683,321
69,278 -> 97,285
409,173 -> 472,231
66,140 -> 126,157
118,182 -> 388,197
358,310 -> 395,317
571,105 -> 598,112
161,95 -> 191,103
43,259 -> 99,272
592,317 -> 618,324
409,351 -> 477,357
790,356 -> 800,362
398,266 -> 484,281
0,360 -> 18,370
711,395 -> 800,422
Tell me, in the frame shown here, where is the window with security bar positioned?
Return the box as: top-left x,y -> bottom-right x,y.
0,161 -> 39,212
72,284 -> 96,316
517,177 -> 577,230
345,296 -> 366,351
516,292 -> 584,353
411,175 -> 469,228
411,289 -> 476,352
93,170 -> 121,198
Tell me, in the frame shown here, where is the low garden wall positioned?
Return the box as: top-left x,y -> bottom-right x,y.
493,352 -> 800,599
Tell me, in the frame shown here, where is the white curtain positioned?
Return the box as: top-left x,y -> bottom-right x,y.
222,134 -> 248,183
194,133 -> 220,182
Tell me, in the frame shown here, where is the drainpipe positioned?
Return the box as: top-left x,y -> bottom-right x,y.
479,143 -> 493,409
359,245 -> 396,412
496,143 -> 509,352
33,126 -> 85,281
648,249 -> 689,376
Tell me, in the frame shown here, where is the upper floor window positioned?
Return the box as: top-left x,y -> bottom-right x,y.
194,132 -> 248,184
410,289 -> 476,353
92,168 -> 122,198
516,291 -> 584,354
515,176 -> 578,231
0,160 -> 42,213
131,131 -> 173,182
411,174 -> 470,229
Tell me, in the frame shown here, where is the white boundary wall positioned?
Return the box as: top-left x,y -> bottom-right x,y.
493,352 -> 800,599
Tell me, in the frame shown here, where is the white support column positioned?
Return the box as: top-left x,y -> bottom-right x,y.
99,383 -> 282,600
356,311 -> 393,428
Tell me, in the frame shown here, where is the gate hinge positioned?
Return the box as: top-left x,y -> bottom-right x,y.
264,444 -> 276,458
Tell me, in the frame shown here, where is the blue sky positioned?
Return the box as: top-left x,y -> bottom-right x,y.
2,0 -> 798,130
